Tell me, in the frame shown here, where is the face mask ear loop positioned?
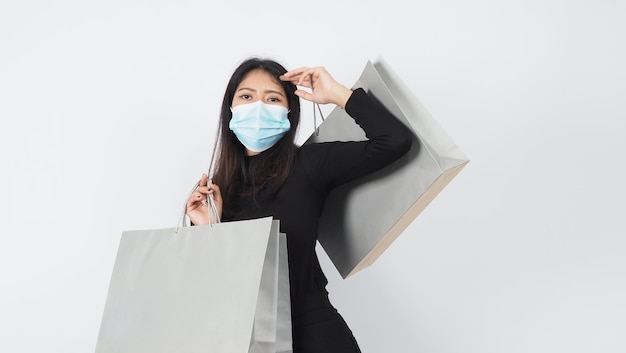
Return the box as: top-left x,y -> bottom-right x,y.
314,102 -> 325,136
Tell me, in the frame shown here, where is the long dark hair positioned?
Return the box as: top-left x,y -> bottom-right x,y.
210,57 -> 301,218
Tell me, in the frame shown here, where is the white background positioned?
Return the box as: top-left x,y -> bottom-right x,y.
1,1 -> 624,352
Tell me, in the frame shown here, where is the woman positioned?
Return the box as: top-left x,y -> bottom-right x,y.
186,57 -> 412,352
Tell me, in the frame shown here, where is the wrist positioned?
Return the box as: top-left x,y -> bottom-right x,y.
333,85 -> 353,109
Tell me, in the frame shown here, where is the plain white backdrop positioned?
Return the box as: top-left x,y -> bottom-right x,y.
1,1 -> 624,352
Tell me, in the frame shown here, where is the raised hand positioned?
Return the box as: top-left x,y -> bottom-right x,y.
280,67 -> 353,109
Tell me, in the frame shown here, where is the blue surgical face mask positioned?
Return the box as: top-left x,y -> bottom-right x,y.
229,100 -> 291,153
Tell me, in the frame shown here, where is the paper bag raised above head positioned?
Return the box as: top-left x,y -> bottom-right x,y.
305,57 -> 469,279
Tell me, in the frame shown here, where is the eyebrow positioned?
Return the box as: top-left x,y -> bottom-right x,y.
237,87 -> 286,97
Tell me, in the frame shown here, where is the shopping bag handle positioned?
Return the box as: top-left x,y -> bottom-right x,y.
175,181 -> 221,233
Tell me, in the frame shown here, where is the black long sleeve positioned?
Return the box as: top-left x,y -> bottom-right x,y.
301,87 -> 412,191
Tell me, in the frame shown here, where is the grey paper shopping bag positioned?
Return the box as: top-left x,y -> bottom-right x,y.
306,57 -> 469,278
250,229 -> 292,353
275,231 -> 292,353
95,216 -> 291,353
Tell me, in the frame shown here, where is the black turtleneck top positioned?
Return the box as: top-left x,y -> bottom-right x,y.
223,88 -> 412,316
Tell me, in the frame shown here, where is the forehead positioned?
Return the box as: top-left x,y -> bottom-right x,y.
238,69 -> 284,92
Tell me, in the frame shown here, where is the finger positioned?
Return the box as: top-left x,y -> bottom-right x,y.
294,68 -> 317,86
208,180 -> 221,196
280,75 -> 305,86
186,191 -> 205,208
192,190 -> 206,200
281,68 -> 315,86
197,186 -> 210,195
207,180 -> 218,196
194,174 -> 210,194
199,173 -> 208,187
293,89 -> 314,102
280,67 -> 310,79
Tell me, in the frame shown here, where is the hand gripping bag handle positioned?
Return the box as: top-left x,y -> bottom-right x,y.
175,181 -> 220,233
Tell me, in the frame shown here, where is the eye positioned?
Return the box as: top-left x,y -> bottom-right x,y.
267,97 -> 281,103
240,94 -> 252,100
